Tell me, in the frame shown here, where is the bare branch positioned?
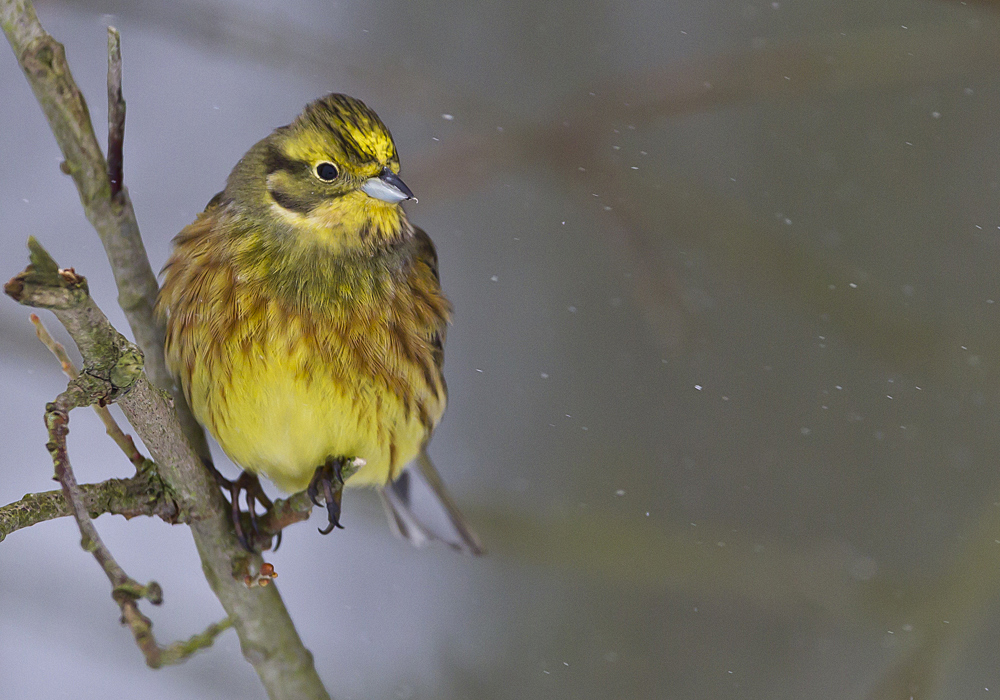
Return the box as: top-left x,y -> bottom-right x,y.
249,491 -> 314,552
157,617 -> 235,666
106,26 -> 124,198
9,241 -> 230,668
27,294 -> 199,668
4,242 -> 202,667
5,239 -> 332,698
44,375 -> 170,661
45,390 -> 230,670
31,312 -> 146,468
0,0 -> 210,459
3,3 -> 331,692
0,470 -> 180,542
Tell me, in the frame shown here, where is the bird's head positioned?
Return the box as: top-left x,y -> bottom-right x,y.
229,93 -> 415,255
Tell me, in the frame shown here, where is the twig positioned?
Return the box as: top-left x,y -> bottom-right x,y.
0,0 -> 210,461
30,313 -> 76,375
246,459 -> 363,550
31,312 -> 145,468
106,26 -> 124,198
5,239 -> 332,698
12,246 -> 229,668
249,491 -> 314,552
157,617 -> 235,666
45,377 -> 167,659
0,470 -> 180,542
1,0 -> 160,374
4,5 -> 329,694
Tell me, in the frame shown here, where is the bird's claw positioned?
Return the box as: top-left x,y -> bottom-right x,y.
204,459 -> 280,552
308,457 -> 346,535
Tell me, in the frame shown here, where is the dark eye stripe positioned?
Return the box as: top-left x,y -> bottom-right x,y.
268,187 -> 314,214
263,144 -> 304,176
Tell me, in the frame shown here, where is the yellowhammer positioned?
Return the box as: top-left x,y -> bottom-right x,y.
156,93 -> 482,554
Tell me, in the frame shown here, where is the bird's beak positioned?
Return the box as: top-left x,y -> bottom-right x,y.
361,167 -> 415,203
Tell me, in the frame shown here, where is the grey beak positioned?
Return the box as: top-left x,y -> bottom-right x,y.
362,167 -> 415,203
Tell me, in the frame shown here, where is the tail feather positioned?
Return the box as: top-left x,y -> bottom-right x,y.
379,450 -> 484,556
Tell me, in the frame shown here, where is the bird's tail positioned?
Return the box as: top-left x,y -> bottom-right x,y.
378,449 -> 484,556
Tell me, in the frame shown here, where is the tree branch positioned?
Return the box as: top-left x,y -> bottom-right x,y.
45,371 -> 171,664
0,0 -> 210,457
31,312 -> 147,468
43,380 -> 231,668
3,2 -> 332,694
0,470 -> 180,542
12,253 -> 226,667
106,26 -> 124,198
5,239 -> 331,698
248,491 -> 314,552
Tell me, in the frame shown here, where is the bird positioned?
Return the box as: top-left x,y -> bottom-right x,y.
155,93 -> 482,555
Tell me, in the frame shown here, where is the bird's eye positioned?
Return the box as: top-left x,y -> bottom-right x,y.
315,162 -> 339,181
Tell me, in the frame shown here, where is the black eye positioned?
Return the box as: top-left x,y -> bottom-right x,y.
315,162 -> 339,181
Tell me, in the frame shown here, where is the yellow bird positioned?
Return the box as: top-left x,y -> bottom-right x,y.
156,94 -> 482,554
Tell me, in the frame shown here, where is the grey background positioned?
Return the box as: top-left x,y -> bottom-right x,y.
4,0 -> 1000,698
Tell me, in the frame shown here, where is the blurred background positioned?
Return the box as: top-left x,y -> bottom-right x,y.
3,0 -> 1000,698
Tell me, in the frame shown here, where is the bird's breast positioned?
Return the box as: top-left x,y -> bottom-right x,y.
167,272 -> 446,493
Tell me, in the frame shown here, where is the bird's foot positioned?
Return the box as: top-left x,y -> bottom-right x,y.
308,457 -> 346,535
204,459 -> 280,551
230,471 -> 278,551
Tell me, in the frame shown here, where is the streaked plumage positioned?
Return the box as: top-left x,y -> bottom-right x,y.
156,94 -> 481,553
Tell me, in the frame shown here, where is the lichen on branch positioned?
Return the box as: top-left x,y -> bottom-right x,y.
4,233 -> 330,696
0,471 -> 180,543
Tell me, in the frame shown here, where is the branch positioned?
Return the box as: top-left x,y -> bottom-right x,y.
249,491 -> 314,552
3,3 -> 331,694
157,617 -> 235,665
0,0 -> 210,457
5,239 -> 331,698
45,374 -> 171,664
15,265 -> 225,667
31,312 -> 146,468
1,0 -> 157,356
5,240 -> 216,667
0,470 -> 179,542
44,388 -> 231,668
106,27 -> 124,198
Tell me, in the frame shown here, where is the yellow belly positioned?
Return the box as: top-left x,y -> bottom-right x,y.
158,213 -> 451,494
186,333 -> 432,493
